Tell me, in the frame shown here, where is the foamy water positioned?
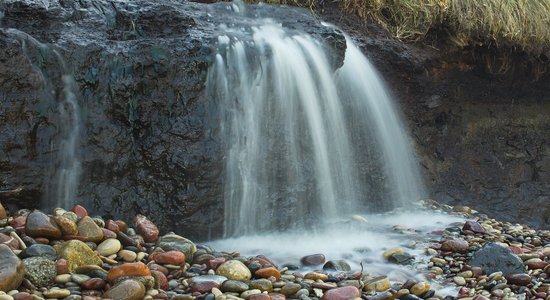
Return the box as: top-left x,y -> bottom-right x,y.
207,210 -> 465,282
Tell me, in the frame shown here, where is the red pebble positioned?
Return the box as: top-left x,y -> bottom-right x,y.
151,270 -> 169,290
102,228 -> 117,239
0,233 -> 19,250
56,258 -> 69,274
134,214 -> 159,243
71,205 -> 88,219
150,250 -> 186,265
35,237 -> 49,244
10,215 -> 26,233
207,257 -> 226,270
148,263 -> 169,275
105,220 -> 120,233
191,281 -> 220,293
12,292 -> 32,300
115,220 -> 128,232
509,246 -> 524,254
80,278 -> 106,290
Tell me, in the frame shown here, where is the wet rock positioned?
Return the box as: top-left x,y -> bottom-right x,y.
255,267 -> 281,280
441,239 -> 469,253
20,244 -> 57,260
388,253 -> 414,265
156,233 -> 196,263
221,280 -> 249,293
462,221 -> 485,234
77,216 -> 103,243
80,278 -> 106,290
107,262 -> 151,283
52,216 -> 78,236
410,282 -> 430,296
216,260 -> 251,281
150,270 -> 168,290
364,276 -> 391,292
96,238 -> 122,257
134,215 -> 159,243
301,253 -> 326,266
150,250 -> 185,265
250,279 -> 273,292
0,233 -> 19,250
191,280 -> 220,293
383,248 -> 404,260
0,202 -> 6,219
280,283 -> 302,296
505,273 -> 531,285
304,272 -> 329,281
248,294 -> 271,300
322,260 -> 351,271
22,257 -> 56,288
103,279 -> 145,300
469,243 -> 524,275
0,244 -> 25,292
24,211 -> 61,239
321,286 -> 360,300
42,288 -> 71,298
54,240 -> 102,272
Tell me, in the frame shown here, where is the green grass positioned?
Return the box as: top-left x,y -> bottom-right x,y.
256,0 -> 550,57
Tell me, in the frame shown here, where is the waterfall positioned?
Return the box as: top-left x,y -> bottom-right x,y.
208,20 -> 427,237
7,29 -> 82,210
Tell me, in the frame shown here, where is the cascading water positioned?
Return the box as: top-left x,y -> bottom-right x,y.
208,18 -> 427,237
6,29 -> 82,210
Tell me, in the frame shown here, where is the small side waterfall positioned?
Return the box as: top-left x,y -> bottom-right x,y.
7,29 -> 82,209
208,21 -> 427,237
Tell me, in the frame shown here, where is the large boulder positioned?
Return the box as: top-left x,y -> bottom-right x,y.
469,243 -> 525,275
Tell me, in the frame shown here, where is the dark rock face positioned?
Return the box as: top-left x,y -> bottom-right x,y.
320,3 -> 550,229
0,0 -> 345,240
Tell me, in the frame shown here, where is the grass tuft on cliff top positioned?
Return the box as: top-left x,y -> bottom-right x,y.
260,0 -> 550,56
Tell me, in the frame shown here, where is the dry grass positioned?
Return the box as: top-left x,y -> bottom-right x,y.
256,0 -> 550,56
347,0 -> 550,55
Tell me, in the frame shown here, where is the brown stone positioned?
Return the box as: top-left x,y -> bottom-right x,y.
56,258 -> 69,274
12,292 -> 32,300
0,244 -> 25,292
441,239 -> 469,253
103,279 -> 145,300
80,278 -> 106,290
105,220 -> 120,233
191,281 -> 220,293
107,262 -> 151,283
269,293 -> 286,300
148,263 -> 169,275
53,215 -> 78,236
527,259 -> 549,270
321,286 -> 361,300
134,214 -> 159,243
249,294 -> 272,300
462,221 -> 485,234
115,220 -> 129,232
102,228 -> 117,239
77,216 -> 104,243
255,267 -> 281,280
0,202 -> 6,219
25,211 -> 62,239
301,253 -> 326,266
151,270 -> 168,290
150,250 -> 185,265
505,273 -> 532,285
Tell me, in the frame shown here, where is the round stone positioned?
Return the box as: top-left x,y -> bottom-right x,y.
221,280 -> 249,293
364,276 -> 391,292
255,267 -> 281,280
103,279 -> 145,300
119,250 -> 138,262
453,276 -> 466,286
300,253 -> 326,266
24,211 -> 62,239
249,279 -> 273,292
97,239 -> 122,257
321,286 -> 361,300
77,216 -> 103,243
505,273 -> 531,285
22,257 -> 57,288
107,262 -> 151,283
215,260 -> 251,281
410,282 -> 431,296
52,216 -> 78,236
42,288 -> 71,299
280,283 -> 302,296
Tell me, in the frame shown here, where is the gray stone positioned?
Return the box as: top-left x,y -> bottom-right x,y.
469,243 -> 525,275
22,256 -> 57,288
20,244 -> 57,261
